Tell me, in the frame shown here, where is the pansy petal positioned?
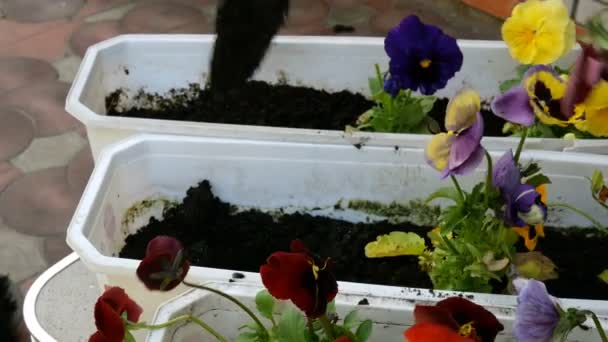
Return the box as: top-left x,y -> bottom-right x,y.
513,279 -> 561,342
404,323 -> 475,342
413,305 -> 460,330
448,145 -> 485,178
437,297 -> 505,342
523,65 -> 560,80
94,300 -> 126,341
425,133 -> 454,172
260,251 -> 310,300
574,81 -> 608,137
491,86 -> 535,126
448,112 -> 484,170
492,149 -> 521,195
445,90 -> 481,132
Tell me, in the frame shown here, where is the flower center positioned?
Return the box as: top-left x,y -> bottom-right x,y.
458,321 -> 476,337
419,59 -> 432,68
524,29 -> 536,43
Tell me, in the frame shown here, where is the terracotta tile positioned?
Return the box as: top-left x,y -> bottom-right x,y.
0,81 -> 82,137
66,144 -> 93,193
120,2 -> 211,34
461,0 -> 519,19
0,57 -> 58,92
0,21 -> 78,61
70,20 -> 122,57
0,21 -> 63,46
1,0 -> 86,23
0,108 -> 35,161
76,0 -> 133,18
0,167 -> 79,236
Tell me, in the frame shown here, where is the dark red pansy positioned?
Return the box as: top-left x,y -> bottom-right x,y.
89,287 -> 142,342
404,297 -> 504,342
333,337 -> 353,342
260,239 -> 337,318
136,236 -> 190,291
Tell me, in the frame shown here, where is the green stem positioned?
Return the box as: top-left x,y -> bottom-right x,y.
514,127 -> 528,164
548,202 -> 605,231
131,314 -> 228,342
374,63 -> 383,92
484,150 -> 493,208
319,315 -> 335,340
440,233 -> 459,255
183,280 -> 268,335
581,311 -> 608,342
450,175 -> 466,203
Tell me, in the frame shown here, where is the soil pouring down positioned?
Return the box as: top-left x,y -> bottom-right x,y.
119,180 -> 608,301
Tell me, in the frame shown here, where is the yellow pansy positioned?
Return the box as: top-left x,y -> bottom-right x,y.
574,81 -> 608,137
502,0 -> 575,65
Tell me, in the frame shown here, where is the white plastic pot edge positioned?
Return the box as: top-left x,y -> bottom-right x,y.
64,34 -> 577,152
65,134 -> 608,315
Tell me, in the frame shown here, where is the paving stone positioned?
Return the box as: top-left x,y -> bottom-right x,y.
0,167 -> 79,236
0,81 -> 82,137
121,2 -> 210,34
328,4 -> 374,27
19,272 -> 40,296
66,144 -> 93,194
70,20 -> 122,57
43,234 -> 71,265
0,222 -> 46,282
365,0 -> 396,11
0,57 -> 58,93
0,162 -> 22,194
286,0 -> 329,26
11,131 -> 87,173
0,0 -> 86,23
0,108 -> 35,161
326,0 -> 365,9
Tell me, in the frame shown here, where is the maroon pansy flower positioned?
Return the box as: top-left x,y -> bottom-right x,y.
260,240 -> 338,318
89,287 -> 142,342
136,236 -> 190,291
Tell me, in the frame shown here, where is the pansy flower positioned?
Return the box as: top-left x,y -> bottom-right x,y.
502,0 -> 575,65
492,65 -> 578,127
426,90 -> 485,178
492,150 -> 547,250
260,240 -> 337,318
136,236 -> 190,291
89,287 -> 142,342
383,15 -> 463,96
404,297 -> 504,342
572,81 -> 608,137
513,278 -> 561,342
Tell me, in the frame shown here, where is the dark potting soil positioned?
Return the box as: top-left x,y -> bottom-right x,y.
106,81 -> 508,136
120,181 -> 608,300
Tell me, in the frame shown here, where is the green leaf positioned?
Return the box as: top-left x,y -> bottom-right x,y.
418,96 -> 437,114
255,290 -> 276,321
514,252 -> 559,281
426,187 -> 462,204
364,231 -> 426,258
499,79 -> 521,93
521,163 -> 541,178
516,64 -> 532,78
592,170 -> 605,194
277,308 -> 308,342
525,174 -> 552,187
124,331 -> 136,342
368,77 -> 383,96
343,310 -> 358,329
236,332 -> 261,342
355,320 -> 373,342
598,269 -> 608,284
326,300 -> 336,314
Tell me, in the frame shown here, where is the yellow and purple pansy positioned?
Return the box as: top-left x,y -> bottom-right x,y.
425,90 -> 485,178
491,65 -> 577,127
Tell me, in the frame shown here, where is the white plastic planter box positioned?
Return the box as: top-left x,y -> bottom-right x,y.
66,134 -> 608,324
146,283 -> 602,342
66,35 -> 591,161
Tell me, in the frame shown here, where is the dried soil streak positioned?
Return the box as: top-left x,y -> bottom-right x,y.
107,82 -> 507,136
120,181 -> 608,300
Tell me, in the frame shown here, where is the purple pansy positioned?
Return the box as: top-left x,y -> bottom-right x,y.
513,278 -> 561,342
492,150 -> 547,226
383,15 -> 463,96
